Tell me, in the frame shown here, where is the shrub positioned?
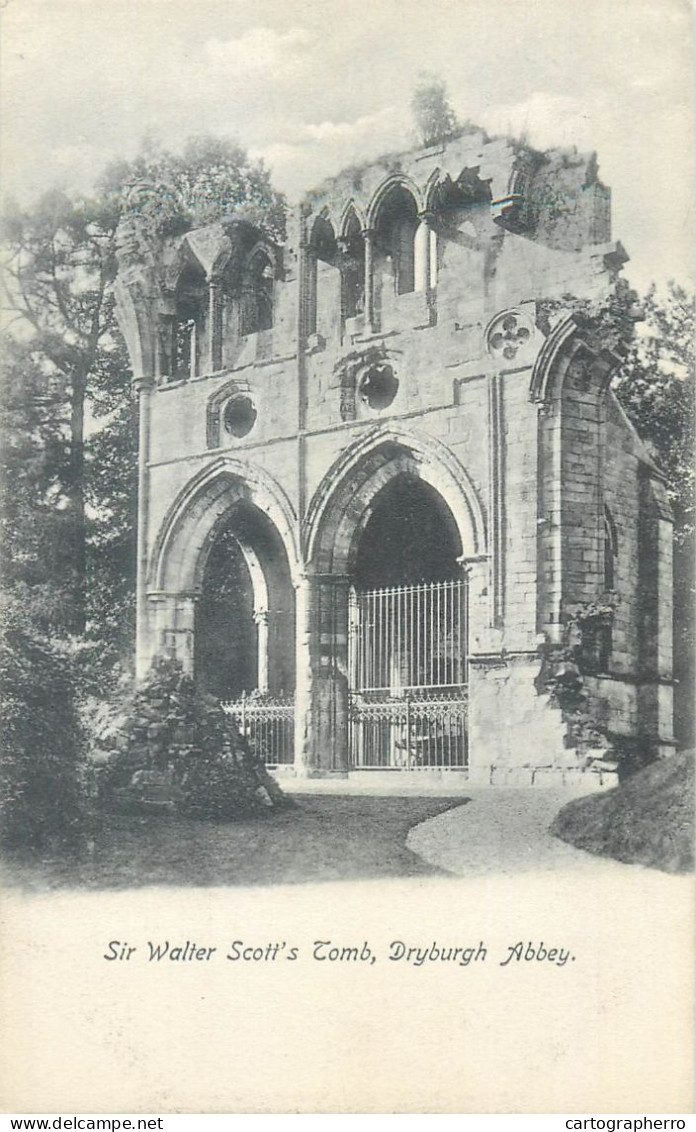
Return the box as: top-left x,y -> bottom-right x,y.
92,657 -> 288,820
0,612 -> 88,851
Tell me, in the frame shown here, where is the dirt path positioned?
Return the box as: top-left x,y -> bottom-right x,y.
406,786 -> 643,876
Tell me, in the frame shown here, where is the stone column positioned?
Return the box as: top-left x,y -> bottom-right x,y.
304,247 -> 318,337
209,277 -> 223,372
133,375 -> 156,680
254,609 -> 270,695
362,227 -> 376,331
293,575 -> 314,776
148,593 -> 198,675
655,512 -> 675,755
293,573 -> 351,776
415,212 -> 437,292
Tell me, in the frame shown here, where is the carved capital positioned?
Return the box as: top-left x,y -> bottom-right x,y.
131,375 -> 156,396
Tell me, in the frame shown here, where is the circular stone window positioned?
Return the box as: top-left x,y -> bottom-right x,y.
358,363 -> 398,411
486,310 -> 533,361
223,395 -> 257,438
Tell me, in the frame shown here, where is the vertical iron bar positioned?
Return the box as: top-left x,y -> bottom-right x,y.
406,695 -> 411,768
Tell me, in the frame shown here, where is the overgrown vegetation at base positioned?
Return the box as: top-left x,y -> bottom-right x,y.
550,750 -> 694,874
0,610 -> 88,852
91,658 -> 288,820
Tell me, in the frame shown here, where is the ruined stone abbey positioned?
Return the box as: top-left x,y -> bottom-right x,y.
115,128 -> 674,784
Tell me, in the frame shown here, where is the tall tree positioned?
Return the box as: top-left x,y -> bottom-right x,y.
2,136 -> 286,653
411,76 -> 461,147
2,189 -> 121,632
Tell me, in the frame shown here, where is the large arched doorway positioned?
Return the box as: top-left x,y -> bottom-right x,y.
348,475 -> 469,770
146,460 -> 299,767
303,429 -> 486,774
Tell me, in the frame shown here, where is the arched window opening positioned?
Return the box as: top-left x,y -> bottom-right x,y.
173,265 -> 207,379
374,186 -> 419,296
307,216 -> 338,337
241,249 -> 275,336
604,505 -> 618,591
577,504 -> 617,674
340,212 -> 365,321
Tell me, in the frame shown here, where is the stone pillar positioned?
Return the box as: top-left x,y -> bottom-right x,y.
655,512 -> 675,755
294,575 -> 314,775
362,227 -> 376,331
209,278 -> 223,372
293,573 -> 351,776
459,555 -> 493,657
148,593 -> 198,676
133,375 -> 156,680
415,212 -> 437,292
254,609 -> 270,695
304,248 -> 318,337
429,222 -> 438,290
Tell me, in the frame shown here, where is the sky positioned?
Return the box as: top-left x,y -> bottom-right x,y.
2,0 -> 694,290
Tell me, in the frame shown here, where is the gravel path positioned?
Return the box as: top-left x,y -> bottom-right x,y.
407,786 -> 640,876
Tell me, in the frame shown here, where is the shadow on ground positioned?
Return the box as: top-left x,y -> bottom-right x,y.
2,795 -> 468,891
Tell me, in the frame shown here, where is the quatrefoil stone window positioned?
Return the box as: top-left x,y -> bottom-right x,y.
486,311 -> 533,361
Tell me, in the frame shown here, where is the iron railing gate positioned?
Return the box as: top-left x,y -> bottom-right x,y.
221,693 -> 295,768
349,579 -> 469,771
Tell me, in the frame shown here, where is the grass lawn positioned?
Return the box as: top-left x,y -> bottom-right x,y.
2,794 -> 468,890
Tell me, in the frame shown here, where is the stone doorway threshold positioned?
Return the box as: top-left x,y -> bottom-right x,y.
272,769 -> 471,796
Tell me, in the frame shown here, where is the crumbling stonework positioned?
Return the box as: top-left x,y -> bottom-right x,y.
115,129 -> 674,785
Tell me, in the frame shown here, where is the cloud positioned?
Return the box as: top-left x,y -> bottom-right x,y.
252,106 -> 412,198
204,27 -> 315,81
480,92 -> 598,153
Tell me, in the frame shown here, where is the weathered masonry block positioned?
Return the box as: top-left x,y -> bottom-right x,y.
115,129 -> 674,786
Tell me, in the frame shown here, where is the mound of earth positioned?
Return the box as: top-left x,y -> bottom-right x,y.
550,750 -> 694,874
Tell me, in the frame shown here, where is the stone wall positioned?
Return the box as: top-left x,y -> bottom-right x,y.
115,128 -> 673,780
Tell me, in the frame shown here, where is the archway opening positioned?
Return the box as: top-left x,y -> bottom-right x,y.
195,501 -> 295,700
173,263 -> 207,379
374,185 -> 419,296
308,215 -> 339,337
349,474 -> 468,769
340,210 -> 365,321
241,249 -> 274,336
355,474 -> 462,588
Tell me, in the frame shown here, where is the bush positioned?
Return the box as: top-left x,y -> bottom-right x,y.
0,613 -> 88,851
551,750 -> 694,873
92,657 -> 288,820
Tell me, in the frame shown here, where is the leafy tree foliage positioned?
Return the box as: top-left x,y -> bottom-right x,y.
613,283 -> 694,541
98,134 -> 286,242
1,135 -> 287,657
2,190 -> 122,632
411,76 -> 461,147
0,136 -> 288,855
0,338 -> 82,634
0,605 -> 88,851
613,281 -> 695,746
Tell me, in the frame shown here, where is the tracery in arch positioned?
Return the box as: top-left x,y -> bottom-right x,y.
241,246 -> 275,336
307,214 -> 339,337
